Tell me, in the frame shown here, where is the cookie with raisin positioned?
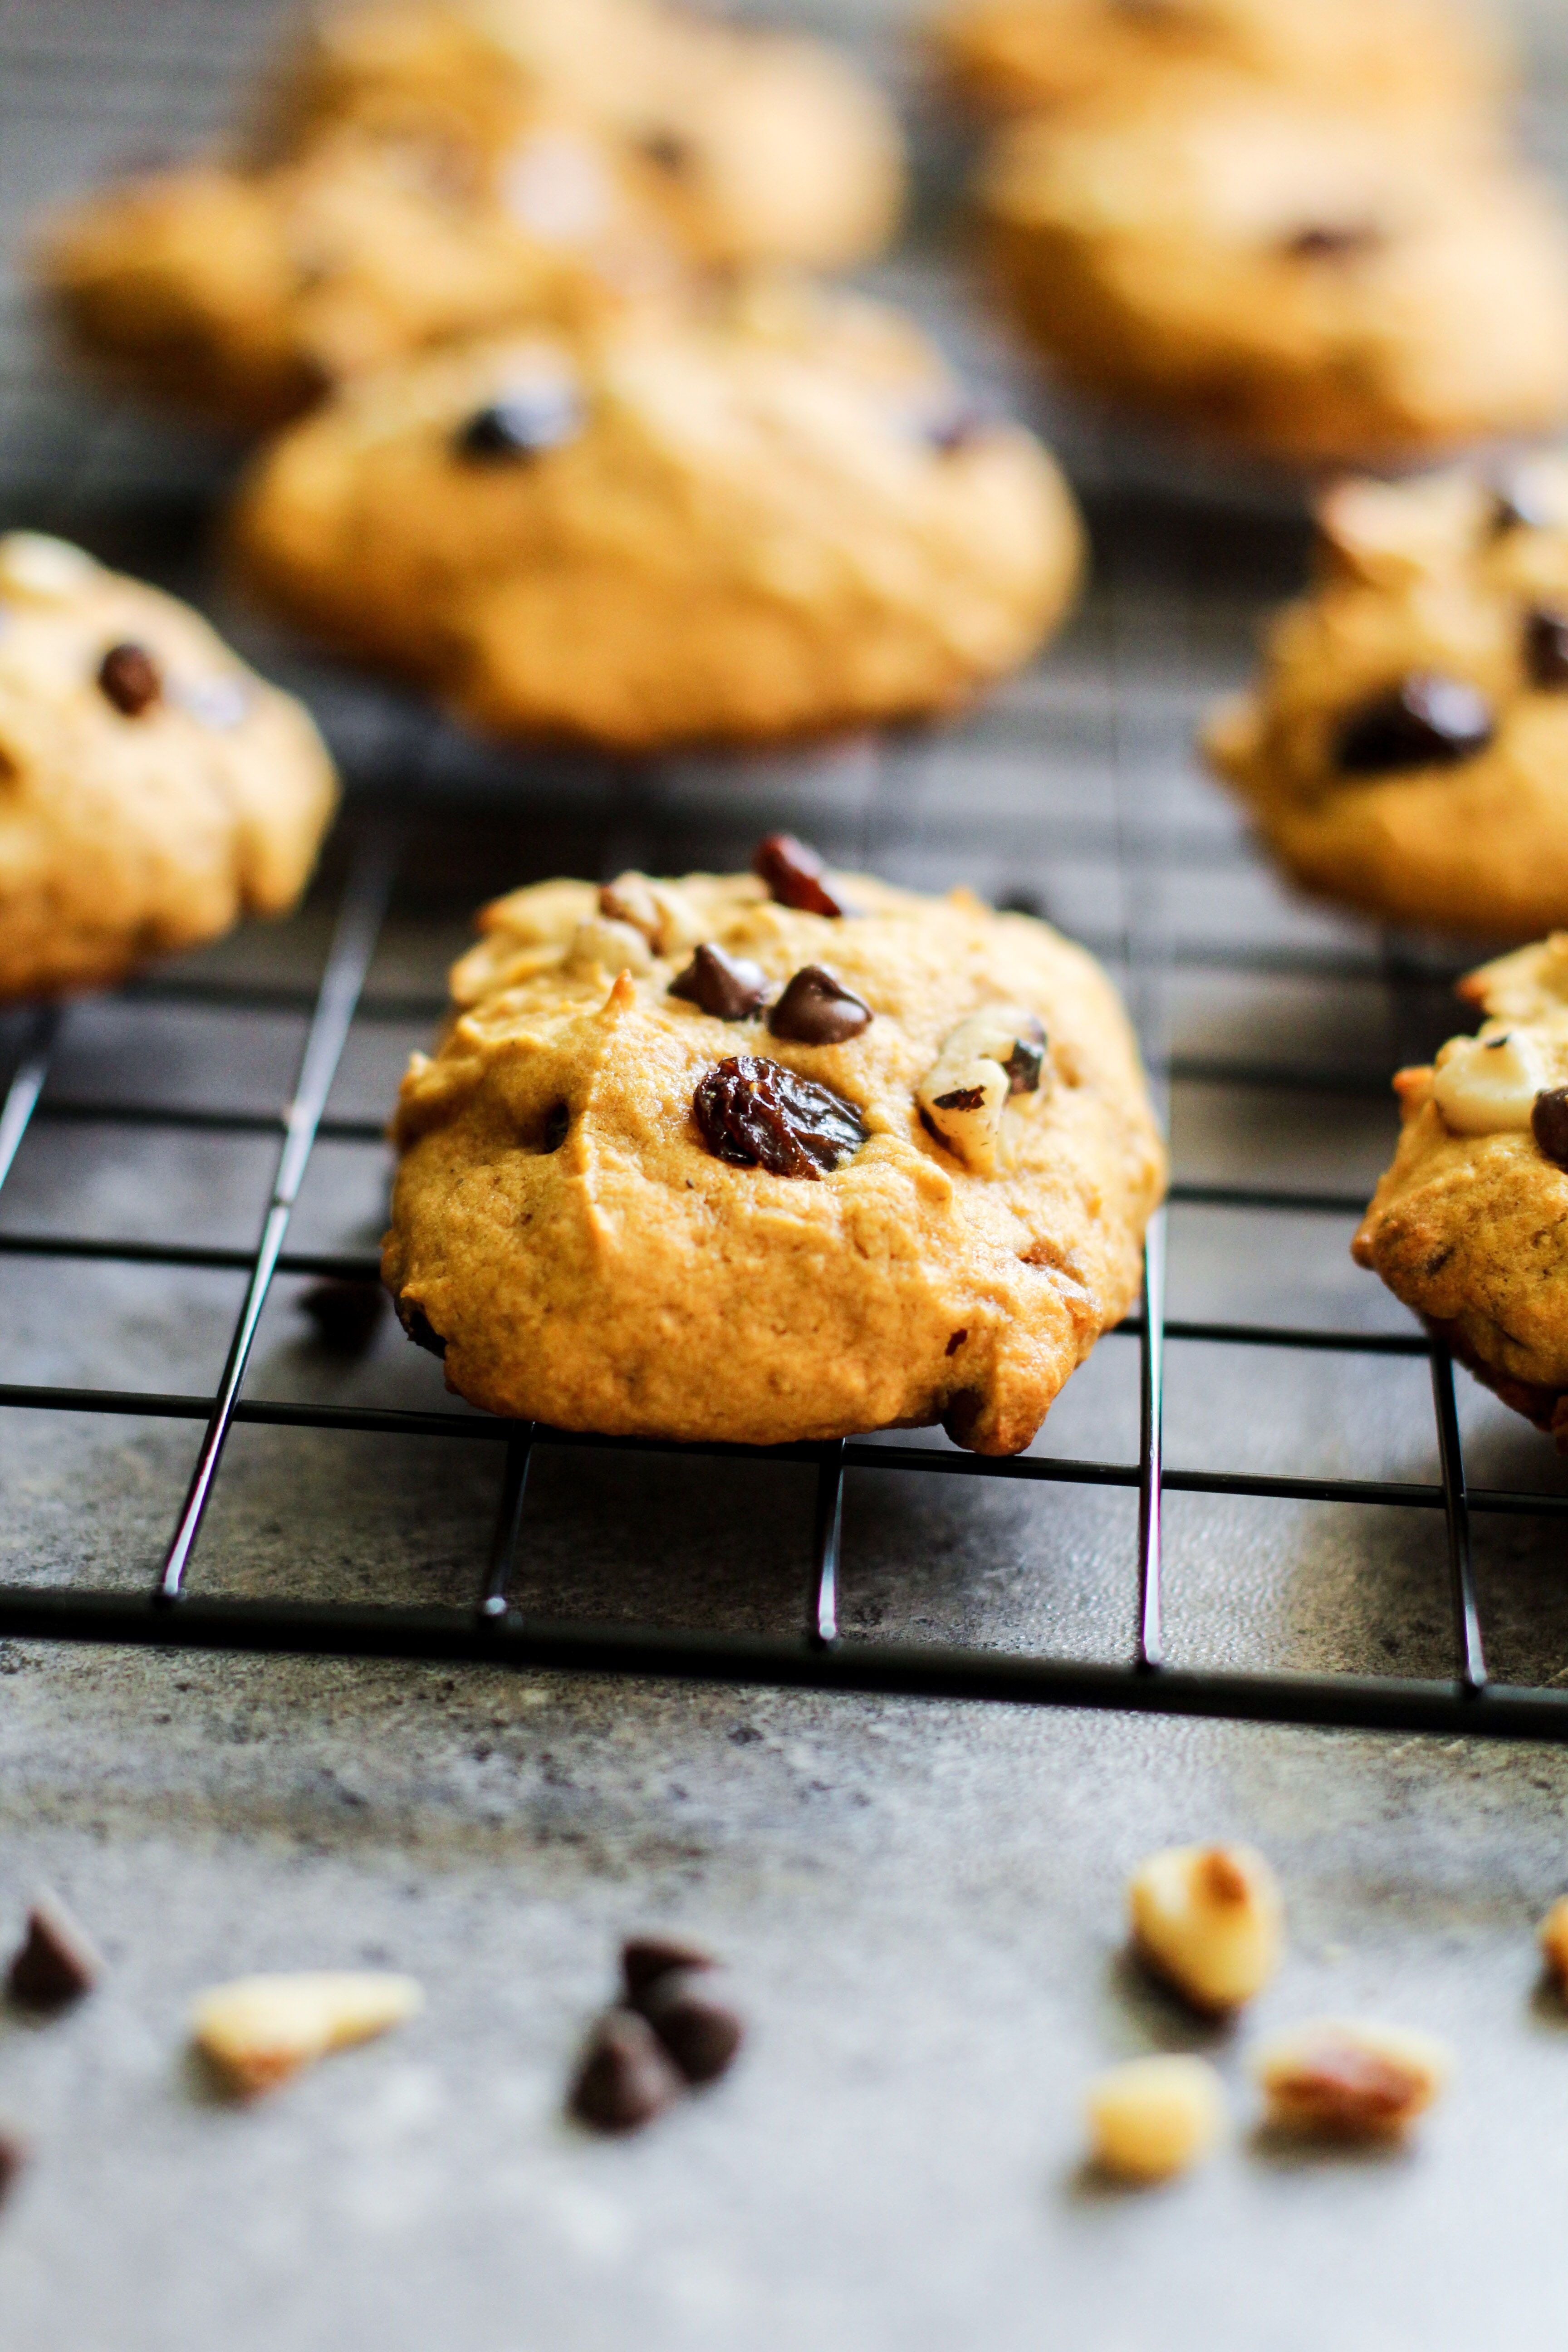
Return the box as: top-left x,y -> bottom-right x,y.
382,842 -> 1165,1453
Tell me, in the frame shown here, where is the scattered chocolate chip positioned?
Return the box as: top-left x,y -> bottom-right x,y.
0,2126 -> 27,2210
671,944 -> 770,1021
768,964 -> 872,1045
693,1054 -> 866,1180
753,833 -> 852,919
541,1100 -> 571,1152
1526,608 -> 1568,690
397,1300 -> 447,1358
934,1084 -> 986,1112
6,1890 -> 102,2009
1533,1087 -> 1568,1167
455,382 -> 581,462
97,642 -> 161,717
1333,674 -> 1494,776
638,129 -> 691,175
1005,1021 -> 1046,1094
299,1278 -> 385,1356
945,1327 -> 969,1355
636,1967 -> 744,2086
621,1934 -> 715,2005
569,2008 -> 684,2133
1282,222 -> 1382,260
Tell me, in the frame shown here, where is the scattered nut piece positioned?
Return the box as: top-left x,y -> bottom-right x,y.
6,1889 -> 103,2009
1085,2054 -> 1225,2185
0,2123 -> 28,2210
620,1934 -> 716,2005
1256,2020 -> 1450,2139
916,1007 -> 1048,1175
636,1966 -> 745,2086
1128,1842 -> 1284,2013
192,1971 -> 423,2099
569,2008 -> 684,2133
1539,1895 -> 1568,1987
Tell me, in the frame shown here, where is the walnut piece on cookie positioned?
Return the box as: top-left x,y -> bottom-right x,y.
0,533 -> 336,1002
980,77 -> 1568,468
232,294 -> 1083,750
381,845 -> 1164,1454
1354,934 -> 1568,1442
1203,460 -> 1568,936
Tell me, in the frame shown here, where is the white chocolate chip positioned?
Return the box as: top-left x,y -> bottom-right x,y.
1085,2054 -> 1225,2184
917,1005 -> 1048,1175
1432,1026 -> 1551,1135
567,916 -> 652,976
1128,1842 -> 1284,2013
1538,1895 -> 1568,1986
1255,2019 -> 1450,2138
0,532 -> 97,603
192,1970 -> 423,2098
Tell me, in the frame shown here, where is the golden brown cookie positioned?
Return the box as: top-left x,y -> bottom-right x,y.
1354,935 -> 1568,1441
1205,461 -> 1568,936
231,290 -> 1084,751
931,0 -> 1505,123
382,841 -> 1166,1452
0,533 -> 337,1000
979,79 -> 1568,466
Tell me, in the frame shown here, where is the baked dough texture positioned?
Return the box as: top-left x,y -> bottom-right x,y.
1354,936 -> 1568,1441
37,0 -> 903,429
931,0 -> 1505,123
232,290 -> 1085,750
979,80 -> 1568,466
1204,460 -> 1568,936
382,859 -> 1166,1452
0,532 -> 337,1000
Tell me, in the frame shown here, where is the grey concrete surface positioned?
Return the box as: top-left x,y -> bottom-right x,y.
5,4 -> 1568,2348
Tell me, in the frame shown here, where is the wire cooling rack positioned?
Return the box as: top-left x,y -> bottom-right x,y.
6,0 -> 1568,1741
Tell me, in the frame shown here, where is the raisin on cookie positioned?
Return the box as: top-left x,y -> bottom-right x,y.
979,77 -> 1568,466
1354,935 -> 1568,1444
0,533 -> 337,1000
1204,461 -> 1568,936
232,291 -> 1084,750
382,843 -> 1165,1453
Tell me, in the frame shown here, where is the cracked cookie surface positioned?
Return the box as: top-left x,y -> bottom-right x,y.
0,533 -> 337,1001
382,856 -> 1165,1453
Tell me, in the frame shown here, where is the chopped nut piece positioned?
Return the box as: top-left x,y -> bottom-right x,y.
916,1006 -> 1048,1175
567,916 -> 652,976
598,872 -> 699,958
1539,1895 -> 1568,1987
1256,2020 -> 1450,2138
6,1889 -> 103,2009
569,2008 -> 684,2133
192,1971 -> 423,2099
1128,1842 -> 1284,2013
0,531 -> 97,603
1085,2054 -> 1224,2184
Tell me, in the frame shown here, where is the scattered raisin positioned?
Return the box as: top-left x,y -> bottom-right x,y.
692,1054 -> 865,1180
768,965 -> 872,1044
97,642 -> 161,716
753,833 -> 852,919
455,383 -> 581,461
299,1278 -> 385,1355
1533,1086 -> 1568,1167
1333,674 -> 1493,775
1525,608 -> 1568,690
671,943 -> 770,1020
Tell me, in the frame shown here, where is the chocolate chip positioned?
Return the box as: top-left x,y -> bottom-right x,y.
1533,1087 -> 1568,1167
1005,1021 -> 1046,1094
753,833 -> 852,919
692,1054 -> 866,1180
0,2127 -> 27,2210
299,1278 -> 385,1355
768,965 -> 872,1045
7,1891 -> 102,2009
97,642 -> 161,717
568,2008 -> 684,2133
1282,223 -> 1382,260
1333,674 -> 1494,775
636,1967 -> 744,2086
639,129 -> 691,175
397,1300 -> 447,1357
621,1934 -> 715,2005
455,382 -> 581,462
934,1084 -> 986,1112
671,944 -> 770,1021
1526,608 -> 1568,689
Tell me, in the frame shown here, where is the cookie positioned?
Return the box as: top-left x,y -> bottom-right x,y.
1205,460 -> 1568,936
932,0 -> 1504,123
382,841 -> 1166,1453
1354,934 -> 1568,1442
979,79 -> 1568,466
231,289 -> 1084,751
265,0 -> 906,272
0,532 -> 337,1000
38,115 -> 685,432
